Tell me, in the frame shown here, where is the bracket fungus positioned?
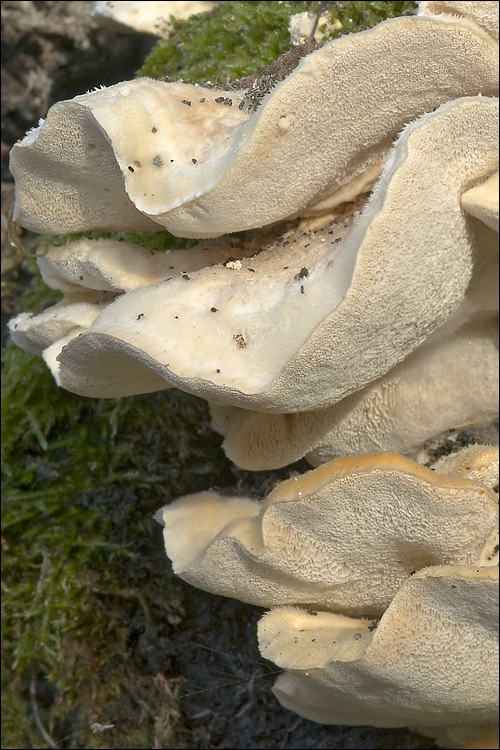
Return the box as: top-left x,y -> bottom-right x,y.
159,448 -> 499,746
159,453 -> 499,616
7,3 -> 500,745
209,313 -> 499,469
258,566 -> 499,745
10,12 -> 499,238
9,97 -> 500,415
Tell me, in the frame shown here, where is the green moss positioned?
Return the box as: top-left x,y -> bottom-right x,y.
41,228 -> 199,253
2,332 -> 234,747
2,2 -> 418,747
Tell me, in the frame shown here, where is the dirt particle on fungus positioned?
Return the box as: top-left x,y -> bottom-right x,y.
368,621 -> 378,632
192,158 -> 197,164
174,316 -> 179,319
294,267 -> 309,280
215,96 -> 225,103
199,97 -> 206,102
79,275 -> 84,280
128,165 -> 135,172
233,333 -> 246,349
211,307 -> 218,312
151,127 -> 157,133
153,155 -> 163,167
182,99 -> 191,106
307,610 -> 318,616
300,285 -> 305,294
283,266 -> 289,270
182,274 -> 190,280
248,268 -> 255,272
137,313 -> 145,320
216,368 -> 220,373
354,633 -> 362,640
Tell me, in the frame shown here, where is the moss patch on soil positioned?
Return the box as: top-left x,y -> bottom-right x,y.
2,3 -> 428,749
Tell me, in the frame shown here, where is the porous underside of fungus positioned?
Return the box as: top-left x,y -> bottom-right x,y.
209,312 -> 499,470
10,14 -> 499,238
159,453 -> 499,616
258,566 -> 499,733
418,0 -> 499,43
9,96 -> 498,412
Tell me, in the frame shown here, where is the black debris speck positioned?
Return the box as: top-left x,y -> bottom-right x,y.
294,267 -> 309,280
199,97 -> 206,102
300,285 -> 305,294
233,333 -> 246,349
192,158 -> 197,164
137,313 -> 145,320
182,274 -> 190,280
182,99 -> 191,106
248,268 -> 255,272
215,96 -> 225,103
211,307 -> 218,313
153,155 -> 163,167
151,126 -> 157,133
128,165 -> 135,172
216,368 -> 220,373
